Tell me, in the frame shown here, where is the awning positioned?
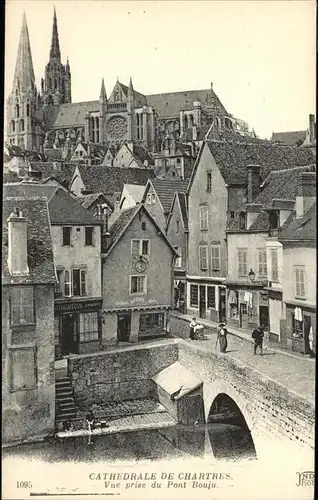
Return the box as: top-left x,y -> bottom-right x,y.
151,361 -> 202,400
103,305 -> 171,313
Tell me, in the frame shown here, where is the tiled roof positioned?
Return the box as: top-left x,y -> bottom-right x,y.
271,131 -> 306,146
78,192 -> 113,211
181,125 -> 211,142
131,144 -> 155,166
75,165 -> 156,196
52,100 -> 99,128
279,202 -> 316,241
149,179 -> 189,213
5,145 -> 45,161
44,148 -> 64,161
3,183 -> 58,201
146,88 -> 228,118
206,140 -> 315,185
177,192 -> 188,230
48,188 -> 102,225
2,196 -> 56,285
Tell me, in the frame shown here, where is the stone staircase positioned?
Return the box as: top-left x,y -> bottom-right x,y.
55,376 -> 76,423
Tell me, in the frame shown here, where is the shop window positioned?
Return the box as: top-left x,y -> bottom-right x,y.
174,246 -> 182,268
190,284 -> 198,307
292,313 -> 303,339
228,290 -> 239,319
294,266 -> 306,299
258,248 -> 267,278
131,239 -> 150,257
140,313 -> 164,329
130,275 -> 146,294
79,312 -> 99,342
10,286 -> 35,326
237,248 -> 248,276
199,205 -> 208,231
206,171 -> 212,192
62,226 -> 71,246
85,227 -> 94,246
211,245 -> 220,270
10,347 -> 36,391
207,286 -> 216,309
271,249 -> 278,282
199,245 -> 208,270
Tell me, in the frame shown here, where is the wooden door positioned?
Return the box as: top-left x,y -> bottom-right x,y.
117,313 -> 131,342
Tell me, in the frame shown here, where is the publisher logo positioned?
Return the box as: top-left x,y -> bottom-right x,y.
296,471 -> 314,487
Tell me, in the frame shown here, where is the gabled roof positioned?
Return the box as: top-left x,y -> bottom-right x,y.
120,184 -> 145,204
73,142 -> 107,159
3,182 -> 58,201
5,145 -> 45,161
2,196 -> 56,285
105,205 -> 178,257
52,100 -> 99,128
73,165 -> 156,196
78,192 -> 113,211
48,188 -> 102,225
166,191 -> 188,232
271,131 -> 306,146
146,87 -> 228,118
279,202 -> 316,242
142,178 -> 188,213
130,144 -> 155,166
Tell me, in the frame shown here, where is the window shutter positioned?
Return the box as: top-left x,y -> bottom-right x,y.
80,270 -> 86,295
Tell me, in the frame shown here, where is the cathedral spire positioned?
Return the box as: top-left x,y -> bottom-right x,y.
12,12 -> 35,91
100,78 -> 107,101
50,6 -> 61,61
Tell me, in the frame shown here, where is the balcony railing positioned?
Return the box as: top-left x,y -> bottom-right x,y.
107,103 -> 127,113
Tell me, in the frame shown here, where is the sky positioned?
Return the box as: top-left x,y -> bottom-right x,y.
4,0 -> 316,139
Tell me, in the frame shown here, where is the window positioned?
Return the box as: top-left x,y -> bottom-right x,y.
64,270 -> 71,296
85,227 -> 94,246
174,246 -> 182,267
239,212 -> 246,230
258,248 -> 267,278
190,284 -> 198,307
199,245 -> 208,270
292,313 -> 303,338
240,303 -> 248,315
71,269 -> 86,296
151,194 -> 156,204
147,194 -> 152,205
130,275 -> 146,294
16,104 -> 19,118
10,287 -> 34,326
199,205 -> 208,231
55,269 -> 63,295
131,239 -> 150,257
238,248 -> 248,276
206,172 -> 212,192
230,211 -> 235,219
176,220 -> 180,234
20,119 -> 24,132
26,103 -> 30,117
271,249 -> 278,282
207,286 -> 216,309
11,120 -> 15,132
294,266 -> 306,298
140,313 -> 164,329
141,222 -> 146,230
62,227 -> 71,246
10,347 -> 36,391
211,245 -> 220,270
79,312 -> 99,342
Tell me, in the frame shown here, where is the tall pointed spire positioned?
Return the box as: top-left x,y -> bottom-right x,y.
100,78 -> 107,101
50,6 -> 61,61
12,12 -> 35,91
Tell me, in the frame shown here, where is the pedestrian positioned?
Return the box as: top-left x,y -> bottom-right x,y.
216,323 -> 228,353
252,326 -> 264,355
189,317 -> 197,340
86,408 -> 96,433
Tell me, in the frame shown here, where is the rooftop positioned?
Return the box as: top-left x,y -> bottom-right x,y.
279,202 -> 316,242
148,178 -> 189,213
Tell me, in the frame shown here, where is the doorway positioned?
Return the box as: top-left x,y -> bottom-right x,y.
303,315 -> 311,354
199,285 -> 206,319
259,306 -> 269,329
219,288 -> 226,322
61,314 -> 79,354
117,312 -> 131,342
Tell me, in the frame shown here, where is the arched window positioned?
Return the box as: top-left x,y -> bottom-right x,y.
20,119 -> 25,132
90,117 -> 95,142
115,91 -> 120,102
11,120 -> 15,133
26,103 -> 30,117
16,104 -> 20,118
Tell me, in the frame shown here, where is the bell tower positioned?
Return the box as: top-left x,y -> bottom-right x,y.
42,7 -> 71,106
6,13 -> 44,150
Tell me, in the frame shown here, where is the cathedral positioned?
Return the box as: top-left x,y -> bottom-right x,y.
6,9 -> 251,157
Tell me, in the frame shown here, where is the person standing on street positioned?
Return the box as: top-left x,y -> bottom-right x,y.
216,323 -> 228,353
189,317 -> 197,340
252,326 -> 264,355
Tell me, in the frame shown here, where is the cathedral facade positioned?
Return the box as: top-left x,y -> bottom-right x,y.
6,9 -> 251,156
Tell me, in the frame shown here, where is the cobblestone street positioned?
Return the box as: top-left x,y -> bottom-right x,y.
170,315 -> 315,403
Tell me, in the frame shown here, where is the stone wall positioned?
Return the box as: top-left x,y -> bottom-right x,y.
69,342 -> 178,406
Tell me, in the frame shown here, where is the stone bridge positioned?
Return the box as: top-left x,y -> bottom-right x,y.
67,339 -> 315,460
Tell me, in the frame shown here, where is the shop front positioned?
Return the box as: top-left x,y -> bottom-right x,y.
226,283 -> 268,332
54,297 -> 103,358
186,279 -> 226,323
283,301 -> 316,355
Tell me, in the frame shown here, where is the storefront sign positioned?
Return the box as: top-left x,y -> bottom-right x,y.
55,299 -> 102,314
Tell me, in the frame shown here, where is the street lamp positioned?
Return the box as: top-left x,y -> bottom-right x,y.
248,269 -> 256,282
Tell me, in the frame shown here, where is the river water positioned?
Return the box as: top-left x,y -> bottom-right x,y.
3,423 -> 256,464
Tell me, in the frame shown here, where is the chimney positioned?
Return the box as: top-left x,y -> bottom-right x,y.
192,125 -> 198,141
247,164 -> 261,203
210,82 -> 213,91
295,172 -> 316,218
7,208 -> 29,275
309,114 -> 315,144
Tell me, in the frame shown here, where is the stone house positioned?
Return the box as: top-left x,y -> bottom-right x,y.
278,188 -> 316,355
186,137 -> 315,323
2,196 -> 56,444
166,192 -> 189,311
69,142 -> 107,165
112,142 -> 154,169
101,205 -> 177,345
141,178 -> 188,232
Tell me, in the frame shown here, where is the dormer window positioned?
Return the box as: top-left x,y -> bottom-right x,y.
239,212 -> 246,230
268,211 -> 279,236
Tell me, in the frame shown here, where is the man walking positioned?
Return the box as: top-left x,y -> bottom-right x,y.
252,326 -> 264,355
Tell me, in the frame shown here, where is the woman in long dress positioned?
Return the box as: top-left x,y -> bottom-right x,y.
217,323 -> 228,353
